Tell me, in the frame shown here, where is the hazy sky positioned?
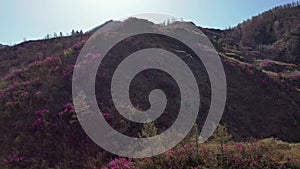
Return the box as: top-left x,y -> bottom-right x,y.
0,0 -> 297,45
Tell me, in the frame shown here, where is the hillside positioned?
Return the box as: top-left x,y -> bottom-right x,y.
0,35 -> 90,77
223,3 -> 300,64
0,3 -> 300,169
0,44 -> 7,49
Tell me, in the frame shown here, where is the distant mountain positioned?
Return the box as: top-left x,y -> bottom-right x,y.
223,3 -> 300,64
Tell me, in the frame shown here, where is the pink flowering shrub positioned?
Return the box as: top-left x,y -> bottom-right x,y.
1,35 -> 299,169
5,155 -> 26,164
58,102 -> 75,115
35,109 -> 49,116
101,158 -> 133,169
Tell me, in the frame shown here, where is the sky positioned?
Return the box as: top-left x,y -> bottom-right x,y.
0,0 -> 297,45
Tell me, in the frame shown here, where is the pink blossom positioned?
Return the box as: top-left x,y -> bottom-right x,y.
123,163 -> 130,168
294,73 -> 300,78
58,111 -> 64,115
143,157 -> 152,162
61,71 -> 72,79
108,158 -> 133,169
35,109 -> 49,116
103,112 -> 111,119
0,89 -> 5,95
63,102 -> 73,108
73,63 -> 81,69
177,147 -> 184,153
237,143 -> 243,152
63,108 -> 68,113
2,73 -> 14,81
49,65 -> 60,71
15,156 -> 25,162
260,59 -> 271,68
20,91 -> 29,97
28,60 -> 42,67
10,82 -> 17,89
233,154 -> 241,163
285,65 -> 293,69
6,155 -> 26,163
69,108 -> 75,113
52,123 -> 58,128
194,165 -> 203,169
166,149 -> 174,156
44,56 -> 54,62
35,91 -> 42,96
33,118 -> 43,127
58,102 -> 74,115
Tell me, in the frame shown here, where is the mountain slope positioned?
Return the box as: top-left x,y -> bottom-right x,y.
0,4 -> 300,168
0,34 -> 90,77
223,3 -> 300,64
0,43 -> 7,49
